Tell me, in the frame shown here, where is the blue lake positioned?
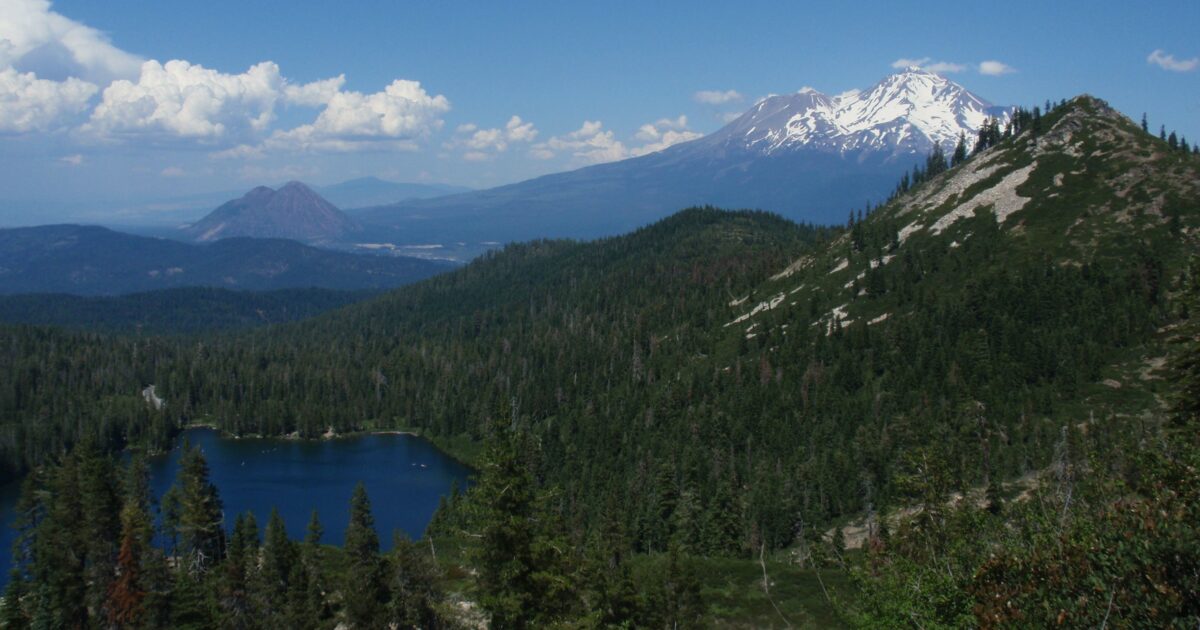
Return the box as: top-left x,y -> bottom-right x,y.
1,428 -> 473,585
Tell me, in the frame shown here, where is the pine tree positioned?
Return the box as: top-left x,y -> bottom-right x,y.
124,455 -> 172,627
1141,112 -> 1149,133
343,482 -> 387,628
305,509 -> 323,547
174,442 -> 225,572
702,473 -> 742,556
580,503 -> 639,627
107,504 -> 148,627
475,402 -> 539,628
387,533 -> 444,628
287,510 -> 329,630
77,442 -> 121,617
220,511 -> 258,626
30,455 -> 88,628
952,132 -> 968,166
258,507 -> 296,618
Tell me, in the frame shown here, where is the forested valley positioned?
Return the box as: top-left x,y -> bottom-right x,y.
3,96 -> 1200,627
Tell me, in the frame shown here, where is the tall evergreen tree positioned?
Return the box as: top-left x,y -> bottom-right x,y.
220,511 -> 258,628
30,455 -> 87,628
951,131 -> 968,166
256,507 -> 296,625
387,533 -> 444,628
107,503 -> 149,627
77,442 -> 122,617
343,482 -> 387,628
286,510 -> 330,630
475,402 -> 539,628
174,442 -> 226,572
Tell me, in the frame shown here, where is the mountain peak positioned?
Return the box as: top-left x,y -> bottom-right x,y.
186,183 -> 358,243
698,69 -> 1006,159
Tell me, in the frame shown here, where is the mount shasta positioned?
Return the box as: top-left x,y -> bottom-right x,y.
358,68 -> 1009,243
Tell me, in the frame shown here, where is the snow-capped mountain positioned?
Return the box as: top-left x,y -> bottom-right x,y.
700,67 -> 1007,159
358,69 -> 1012,242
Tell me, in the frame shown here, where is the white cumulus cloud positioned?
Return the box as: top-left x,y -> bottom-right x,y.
84,60 -> 285,140
283,75 -> 347,106
0,0 -> 142,84
631,115 -> 701,155
1147,49 -> 1198,72
444,114 -> 538,160
0,66 -> 96,132
534,115 -> 702,165
978,60 -> 1016,76
694,89 -> 742,105
263,79 -> 449,152
532,120 -> 627,164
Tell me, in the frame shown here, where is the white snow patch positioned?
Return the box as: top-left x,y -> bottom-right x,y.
868,313 -> 890,325
829,258 -> 849,274
729,295 -> 749,307
869,255 -> 894,269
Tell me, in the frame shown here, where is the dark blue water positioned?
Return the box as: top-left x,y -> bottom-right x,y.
1,428 -> 472,586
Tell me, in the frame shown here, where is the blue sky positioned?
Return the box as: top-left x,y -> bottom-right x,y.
0,0 -> 1197,224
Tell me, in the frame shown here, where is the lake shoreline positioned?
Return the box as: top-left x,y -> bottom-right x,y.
177,423 -> 478,469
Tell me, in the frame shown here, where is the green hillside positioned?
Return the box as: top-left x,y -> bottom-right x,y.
3,95 -> 1199,627
0,287 -> 378,335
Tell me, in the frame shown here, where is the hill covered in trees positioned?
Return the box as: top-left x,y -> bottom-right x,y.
0,225 -> 451,295
2,95 -> 1199,627
0,287 -> 378,335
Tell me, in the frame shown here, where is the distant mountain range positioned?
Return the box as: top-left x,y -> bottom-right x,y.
0,177 -> 469,230
355,68 -> 1008,242
185,181 -> 358,243
0,224 -> 451,295
318,177 -> 471,209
